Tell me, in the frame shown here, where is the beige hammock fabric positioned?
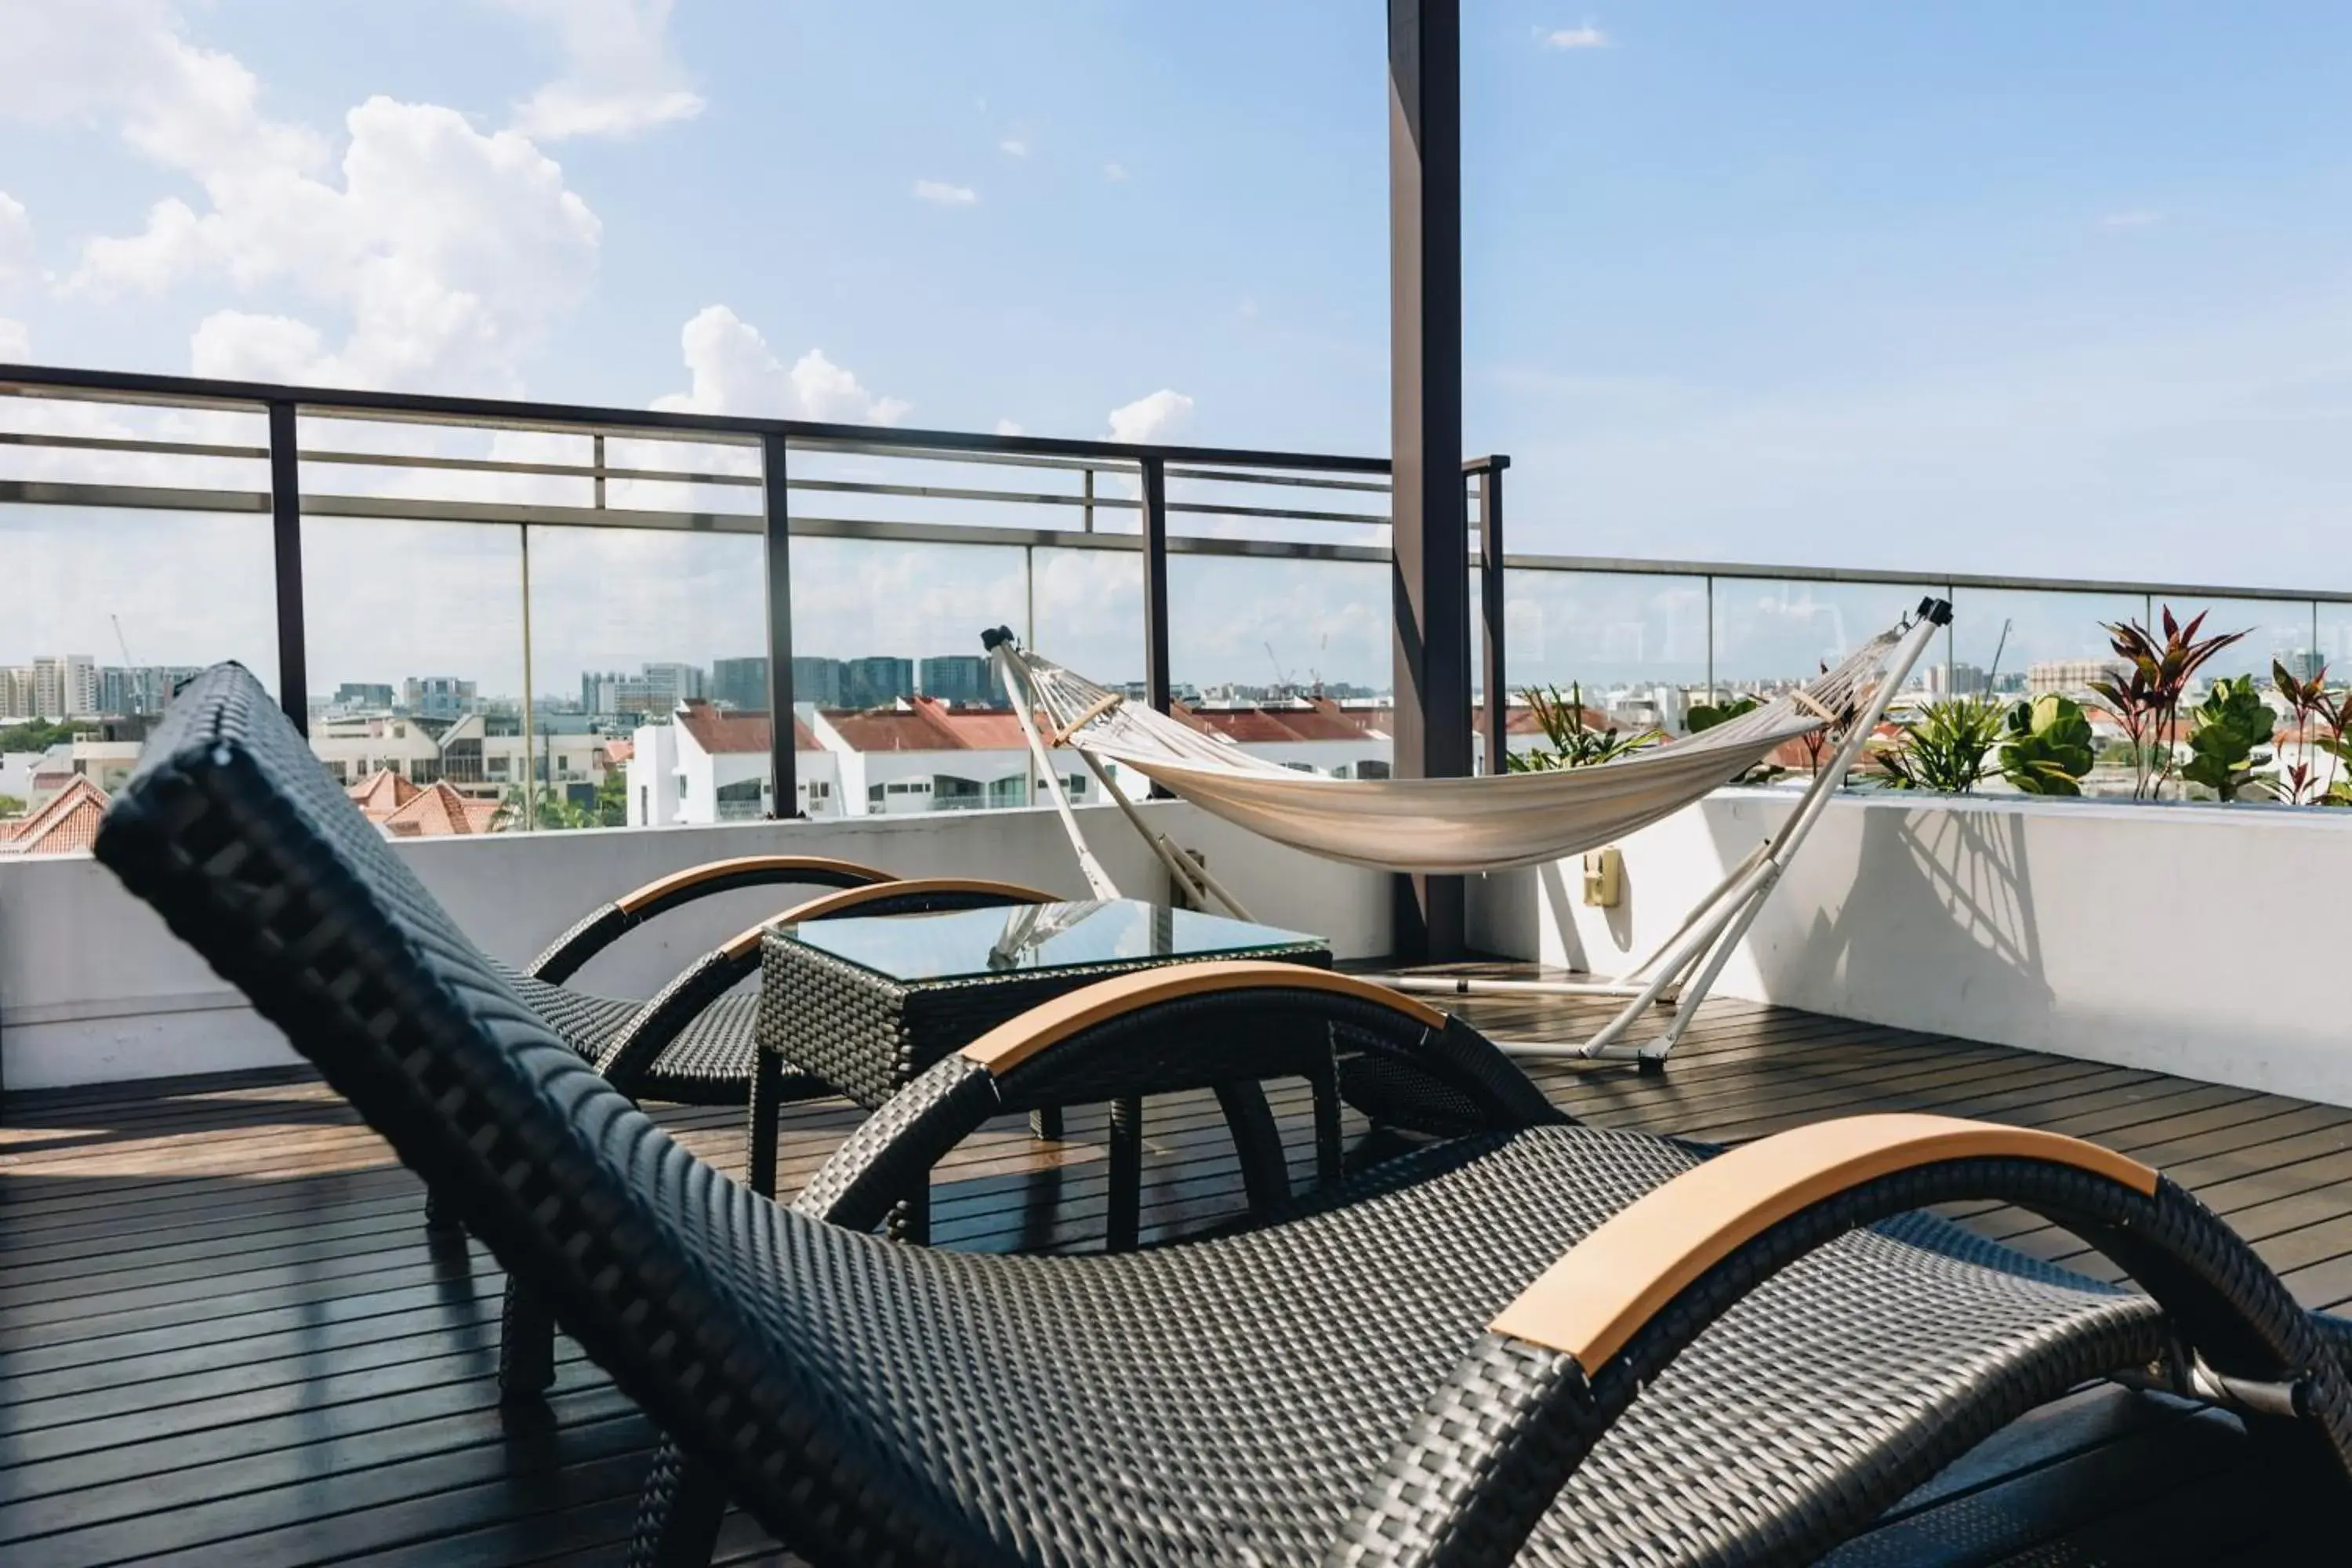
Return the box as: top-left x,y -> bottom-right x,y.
993,616 -> 1919,877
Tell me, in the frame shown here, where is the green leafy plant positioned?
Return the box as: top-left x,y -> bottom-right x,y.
1508,683 -> 1663,771
2087,606 -> 2248,799
1998,694 -> 2095,796
2273,660 -> 2343,806
2179,675 -> 2275,801
0,793 -> 24,817
1875,697 -> 2004,793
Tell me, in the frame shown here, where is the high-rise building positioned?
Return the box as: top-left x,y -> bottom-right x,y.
2026,660 -> 2126,699
641,662 -> 706,708
31,655 -> 99,719
331,681 -> 396,713
843,656 -> 915,710
711,656 -> 769,713
403,676 -> 479,721
0,666 -> 35,719
918,655 -> 1000,706
791,656 -> 846,708
1924,662 -> 1991,699
98,665 -> 204,717
583,663 -> 707,721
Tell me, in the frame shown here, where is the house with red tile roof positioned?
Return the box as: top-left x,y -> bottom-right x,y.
0,775 -> 111,856
349,768 -> 423,822
379,780 -> 507,837
626,702 -> 840,826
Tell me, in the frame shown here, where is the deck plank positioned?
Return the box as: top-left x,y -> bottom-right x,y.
0,975 -> 2341,1563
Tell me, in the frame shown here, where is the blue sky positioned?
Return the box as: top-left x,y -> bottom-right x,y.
4,2 -> 2352,691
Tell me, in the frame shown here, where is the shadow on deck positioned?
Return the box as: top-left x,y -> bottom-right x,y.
3,971 -> 2347,1564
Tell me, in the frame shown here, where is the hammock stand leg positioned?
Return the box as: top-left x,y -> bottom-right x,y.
995,647 -> 1123,902
1494,604 -> 1947,1067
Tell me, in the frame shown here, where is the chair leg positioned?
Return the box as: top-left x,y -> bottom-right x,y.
499,1276 -> 557,1398
1029,1105 -> 1064,1140
626,1440 -> 728,1568
1107,1094 -> 1143,1252
423,1186 -> 464,1233
745,1048 -> 780,1197
888,1180 -> 932,1245
1213,1080 -> 1290,1215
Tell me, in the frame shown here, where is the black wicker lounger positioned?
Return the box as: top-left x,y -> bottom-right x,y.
97,666 -> 2352,1566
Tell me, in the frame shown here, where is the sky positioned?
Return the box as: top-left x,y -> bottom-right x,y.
5,1 -> 2352,695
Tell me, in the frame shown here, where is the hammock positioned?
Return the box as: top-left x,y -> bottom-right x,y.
990,612 -> 1929,876
986,598 -> 1951,1066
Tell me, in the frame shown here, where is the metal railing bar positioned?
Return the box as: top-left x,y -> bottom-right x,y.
1168,499 -> 1387,526
296,448 -> 764,486
0,478 -> 266,514
1501,552 -> 2352,608
0,430 -> 269,460
1164,465 -> 1392,494
0,361 -> 1393,474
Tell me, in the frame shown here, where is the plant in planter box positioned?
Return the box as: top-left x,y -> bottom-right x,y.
1508,683 -> 1664,771
2087,607 -> 2248,799
1998,694 -> 2095,795
1687,695 -> 1786,784
2273,660 -> 2347,806
2179,675 -> 2276,801
1875,697 -> 2004,793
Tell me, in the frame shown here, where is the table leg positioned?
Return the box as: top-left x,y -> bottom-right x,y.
1029,1106 -> 1064,1141
746,1048 -> 780,1198
1213,1080 -> 1289,1214
1107,1094 -> 1143,1252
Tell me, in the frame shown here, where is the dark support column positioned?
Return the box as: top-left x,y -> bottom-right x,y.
1139,456 -> 1172,715
760,431 -> 798,817
1474,456 -> 1510,775
1388,0 -> 1468,959
267,401 -> 309,735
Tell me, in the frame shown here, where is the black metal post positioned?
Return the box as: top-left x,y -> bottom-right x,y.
760,431 -> 799,817
266,400 -> 309,735
1474,456 -> 1509,775
1388,0 -> 1468,959
1140,456 -> 1171,715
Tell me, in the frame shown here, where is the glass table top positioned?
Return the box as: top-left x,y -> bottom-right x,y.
773,898 -> 1323,984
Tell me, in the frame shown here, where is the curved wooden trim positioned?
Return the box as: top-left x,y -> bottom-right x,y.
960,958 -> 1443,1075
1489,1113 -> 2160,1374
614,855 -> 892,915
717,877 -> 1061,961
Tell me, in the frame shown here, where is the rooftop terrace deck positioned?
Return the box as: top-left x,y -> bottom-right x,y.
2,973 -> 2345,1566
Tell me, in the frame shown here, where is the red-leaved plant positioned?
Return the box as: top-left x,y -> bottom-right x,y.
2087,608 -> 2248,800
2273,659 -> 2335,805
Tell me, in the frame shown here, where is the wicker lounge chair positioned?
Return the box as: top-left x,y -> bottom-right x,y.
98,666 -> 2352,1566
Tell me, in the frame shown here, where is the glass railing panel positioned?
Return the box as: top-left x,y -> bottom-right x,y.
1503,568 -> 1710,741
299,515 -> 525,823
1166,554 -> 1392,781
520,523 -> 766,829
792,537 -> 1033,817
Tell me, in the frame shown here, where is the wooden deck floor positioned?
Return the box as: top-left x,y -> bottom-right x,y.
4,975 -> 2350,1565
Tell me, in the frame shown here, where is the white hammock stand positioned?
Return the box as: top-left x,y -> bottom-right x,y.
986,598 -> 1949,1066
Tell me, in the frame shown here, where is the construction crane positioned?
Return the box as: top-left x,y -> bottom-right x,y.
111,613 -> 134,666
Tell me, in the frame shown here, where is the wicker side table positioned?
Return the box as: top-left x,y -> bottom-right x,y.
752,898 -> 1331,1246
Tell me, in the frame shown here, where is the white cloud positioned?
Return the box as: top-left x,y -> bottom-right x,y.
993,417 -> 1025,437
998,137 -> 1029,158
1103,162 -> 1130,182
2100,209 -> 2162,229
495,0 -> 705,140
187,310 -> 325,382
1108,389 -> 1193,445
653,304 -> 910,425
913,180 -> 978,207
11,3 -> 601,394
0,191 -> 31,284
0,318 -> 28,359
1537,22 -> 1610,49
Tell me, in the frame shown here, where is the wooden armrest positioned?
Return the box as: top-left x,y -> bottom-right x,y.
614,855 -> 892,916
717,877 -> 1060,962
960,958 -> 1442,1074
1490,1113 -> 2158,1374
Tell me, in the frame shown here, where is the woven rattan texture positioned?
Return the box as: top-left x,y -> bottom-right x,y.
760,931 -> 1329,1109
503,967 -> 765,1105
103,666 -> 2349,1567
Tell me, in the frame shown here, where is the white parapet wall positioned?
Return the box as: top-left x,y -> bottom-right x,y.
0,801 -> 1388,1091
1467,786 -> 2352,1108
